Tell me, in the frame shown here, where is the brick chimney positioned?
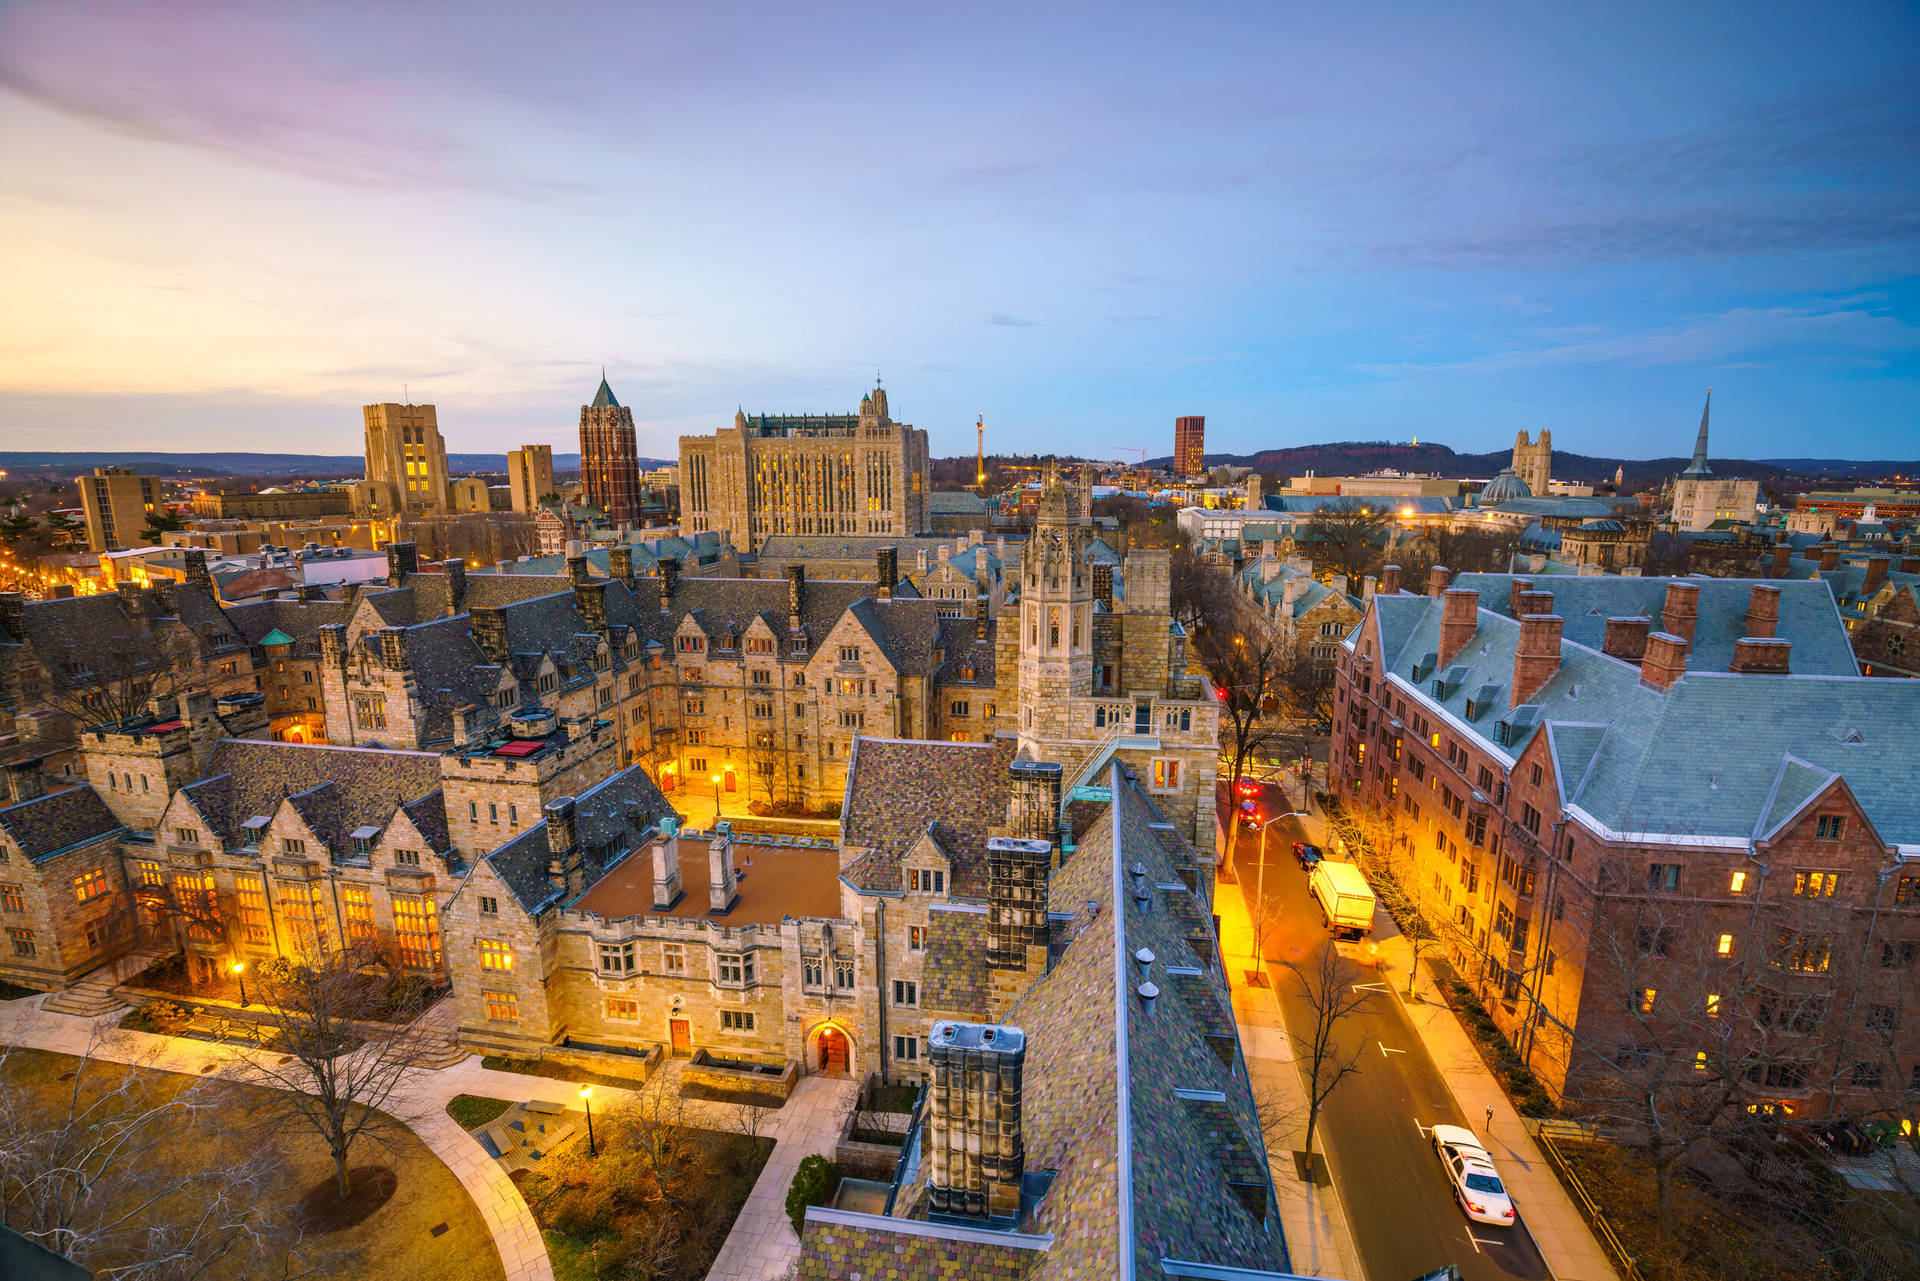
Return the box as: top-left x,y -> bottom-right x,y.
469,606 -> 509,664
567,553 -> 591,586
1819,546 -> 1840,572
5,758 -> 46,805
1380,564 -> 1401,596
1007,757 -> 1063,844
1661,581 -> 1700,644
1902,553 -> 1920,575
183,549 -> 212,593
1511,614 -> 1563,705
1865,556 -> 1890,594
987,836 -> 1053,971
1428,565 -> 1452,597
574,580 -> 608,632
1092,563 -> 1114,610
1519,589 -> 1556,617
1641,632 -> 1689,690
927,1020 -> 1027,1221
1602,616 -> 1651,662
651,825 -> 683,909
1508,577 -> 1533,617
386,541 -> 417,587
658,557 -> 681,602
1439,589 -> 1479,667
378,626 -> 409,670
1730,637 -> 1791,674
444,558 -> 468,615
876,546 -> 898,600
608,545 -> 636,590
786,564 -> 806,632
1771,543 -> 1792,575
544,797 -> 584,897
709,832 -> 739,913
318,621 -> 348,667
1744,585 -> 1780,638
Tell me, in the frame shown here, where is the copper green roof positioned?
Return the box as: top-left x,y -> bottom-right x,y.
590,372 -> 619,409
257,627 -> 295,647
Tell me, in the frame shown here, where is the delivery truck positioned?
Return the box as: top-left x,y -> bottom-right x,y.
1310,860 -> 1377,939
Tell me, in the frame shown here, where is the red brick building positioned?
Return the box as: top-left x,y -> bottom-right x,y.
579,374 -> 645,525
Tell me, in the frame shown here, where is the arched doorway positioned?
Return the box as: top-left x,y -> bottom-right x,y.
808,1022 -> 852,1076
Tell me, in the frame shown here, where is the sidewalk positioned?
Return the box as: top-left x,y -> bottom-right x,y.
0,992 -> 856,1281
1214,833 -> 1367,1281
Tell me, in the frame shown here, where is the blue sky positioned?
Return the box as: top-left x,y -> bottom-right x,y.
1,0 -> 1915,463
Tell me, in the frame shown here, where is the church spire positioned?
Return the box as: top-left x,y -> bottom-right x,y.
1682,387 -> 1712,477
591,368 -> 619,410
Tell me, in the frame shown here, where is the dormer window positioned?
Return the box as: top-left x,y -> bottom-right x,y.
239,816 -> 269,848
910,868 -> 945,895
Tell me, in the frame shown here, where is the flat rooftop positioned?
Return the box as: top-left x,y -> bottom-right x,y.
574,838 -> 842,926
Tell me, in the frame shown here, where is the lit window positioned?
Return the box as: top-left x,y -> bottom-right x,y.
1729,870 -> 1747,893
484,991 -> 519,1021
1638,987 -> 1657,1013
1694,1051 -> 1709,1072
1705,993 -> 1721,1018
1717,933 -> 1735,956
72,868 -> 109,903
479,939 -> 513,970
909,925 -> 928,952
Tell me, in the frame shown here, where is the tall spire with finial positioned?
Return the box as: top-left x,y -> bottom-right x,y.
1682,388 -> 1712,476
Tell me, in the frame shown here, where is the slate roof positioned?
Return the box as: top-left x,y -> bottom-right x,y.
482,764 -> 677,914
177,740 -> 445,853
1234,559 -> 1360,622
1451,572 -> 1858,676
0,786 -> 124,861
224,597 -> 353,655
1364,592 -> 1920,850
920,905 -> 992,1013
839,736 -> 1018,897
2,584 -> 247,693
928,490 -> 988,514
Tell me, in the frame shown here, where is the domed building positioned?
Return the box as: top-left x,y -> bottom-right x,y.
1478,467 -> 1534,506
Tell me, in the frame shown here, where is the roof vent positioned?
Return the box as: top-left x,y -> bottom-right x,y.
1134,947 -> 1155,981
1137,981 -> 1160,1016
1842,728 -> 1864,744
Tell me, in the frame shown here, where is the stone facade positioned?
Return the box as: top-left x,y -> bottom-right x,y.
579,375 -> 645,525
362,402 -> 451,516
76,467 -> 161,553
507,444 -> 555,514
679,384 -> 930,549
1512,430 -> 1551,498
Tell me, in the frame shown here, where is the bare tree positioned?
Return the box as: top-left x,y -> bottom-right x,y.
1198,627 -> 1287,794
1169,545 -> 1235,640
0,1039 -> 313,1279
1283,945 -> 1374,1171
1300,499 -> 1393,583
31,624 -> 205,731
230,944 -> 437,1200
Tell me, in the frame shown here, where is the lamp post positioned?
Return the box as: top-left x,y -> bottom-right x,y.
711,773 -> 722,823
580,1084 -> 596,1156
1251,813 -> 1289,963
231,959 -> 248,1007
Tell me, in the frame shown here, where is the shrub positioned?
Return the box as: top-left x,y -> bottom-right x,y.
785,1154 -> 840,1233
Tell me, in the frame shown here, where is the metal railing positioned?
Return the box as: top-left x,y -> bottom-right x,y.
1533,1125 -> 1645,1281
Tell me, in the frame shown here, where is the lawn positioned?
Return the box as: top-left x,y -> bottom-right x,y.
679,1079 -> 790,1110
0,1046 -> 504,1281
480,1053 -> 645,1092
447,1094 -> 513,1130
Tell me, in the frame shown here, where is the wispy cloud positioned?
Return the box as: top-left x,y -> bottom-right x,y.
986,313 -> 1039,327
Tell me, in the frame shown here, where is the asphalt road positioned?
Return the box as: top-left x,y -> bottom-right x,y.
1232,811 -> 1550,1281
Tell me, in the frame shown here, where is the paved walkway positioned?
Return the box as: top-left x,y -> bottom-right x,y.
1214,841 -> 1367,1281
1297,792 -> 1622,1281
0,994 -> 857,1281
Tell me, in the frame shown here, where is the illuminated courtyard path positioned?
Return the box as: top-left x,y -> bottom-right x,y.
0,994 -> 857,1281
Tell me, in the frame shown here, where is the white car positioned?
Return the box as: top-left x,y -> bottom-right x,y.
1431,1124 -> 1516,1225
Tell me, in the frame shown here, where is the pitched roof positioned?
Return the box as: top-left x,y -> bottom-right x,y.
591,373 -> 619,409
482,764 -> 677,913
178,740 -> 444,850
839,736 -> 1018,896
0,786 -> 123,861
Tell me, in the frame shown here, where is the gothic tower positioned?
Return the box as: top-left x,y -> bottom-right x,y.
579,372 -> 644,525
1016,462 -> 1093,758
1512,429 -> 1551,497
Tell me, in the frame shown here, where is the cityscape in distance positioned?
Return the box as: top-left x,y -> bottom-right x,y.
2,5 -> 1916,1281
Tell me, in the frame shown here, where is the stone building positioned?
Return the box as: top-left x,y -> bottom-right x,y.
579,374 -> 646,526
362,402 -> 451,516
76,467 -> 162,553
0,762 -> 131,990
1670,391 -> 1760,533
1233,555 -> 1364,662
507,444 -> 555,514
678,383 -> 930,549
1512,429 -> 1551,498
1333,570 -> 1920,1115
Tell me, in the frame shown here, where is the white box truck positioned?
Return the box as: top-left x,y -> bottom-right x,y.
1311,861 -> 1376,939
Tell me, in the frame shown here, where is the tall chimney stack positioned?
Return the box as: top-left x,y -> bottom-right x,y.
1744,585 -> 1780,639
1438,589 -> 1479,667
608,545 -> 636,590
544,797 -> 581,895
709,832 -> 739,913
386,541 -> 418,587
927,1021 -> 1027,1221
1865,556 -> 1890,594
1379,564 -> 1401,596
1602,616 -> 1651,662
1507,577 -> 1533,617
1661,581 -> 1700,645
1511,614 -> 1563,705
1641,632 -> 1689,690
651,823 -> 683,909
876,546 -> 898,600
1428,565 -> 1452,597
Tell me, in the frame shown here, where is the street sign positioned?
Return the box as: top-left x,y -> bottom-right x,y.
1070,785 -> 1111,803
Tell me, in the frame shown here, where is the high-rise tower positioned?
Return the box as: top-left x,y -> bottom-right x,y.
364,402 -> 450,515
1512,429 -> 1551,498
507,444 -> 555,513
579,372 -> 643,525
1174,415 -> 1205,477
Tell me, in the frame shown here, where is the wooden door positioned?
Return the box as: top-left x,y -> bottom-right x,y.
669,1018 -> 691,1057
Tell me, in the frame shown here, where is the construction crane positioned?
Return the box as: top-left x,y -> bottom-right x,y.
1112,447 -> 1147,464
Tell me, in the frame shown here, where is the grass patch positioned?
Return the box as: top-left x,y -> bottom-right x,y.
518,1110 -> 774,1281
446,1095 -> 513,1130
862,1082 -> 919,1114
0,977 -> 40,1001
849,1127 -> 905,1147
0,1046 -> 503,1281
480,1054 -> 639,1093
678,1080 -> 789,1110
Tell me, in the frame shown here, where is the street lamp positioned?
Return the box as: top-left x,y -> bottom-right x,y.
711,773 -> 722,821
580,1084 -> 596,1156
231,959 -> 248,1007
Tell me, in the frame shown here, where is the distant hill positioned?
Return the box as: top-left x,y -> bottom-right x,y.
1136,443 -> 1920,489
0,451 -> 678,478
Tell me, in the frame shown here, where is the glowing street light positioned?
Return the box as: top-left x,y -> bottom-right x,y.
231,959 -> 249,1007
580,1084 -> 596,1155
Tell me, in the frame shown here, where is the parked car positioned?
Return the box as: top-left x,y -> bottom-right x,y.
1233,776 -> 1261,799
1292,841 -> 1323,869
1431,1124 -> 1515,1225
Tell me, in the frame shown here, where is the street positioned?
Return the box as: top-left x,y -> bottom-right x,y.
1232,808 -> 1550,1281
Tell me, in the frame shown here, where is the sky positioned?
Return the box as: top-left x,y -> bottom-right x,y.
1,0 -> 1916,464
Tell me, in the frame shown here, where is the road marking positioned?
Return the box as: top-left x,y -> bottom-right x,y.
1414,1120 -> 1432,1139
1379,1041 -> 1407,1057
1351,981 -> 1389,994
1465,1228 -> 1481,1254
1470,1233 -> 1505,1249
